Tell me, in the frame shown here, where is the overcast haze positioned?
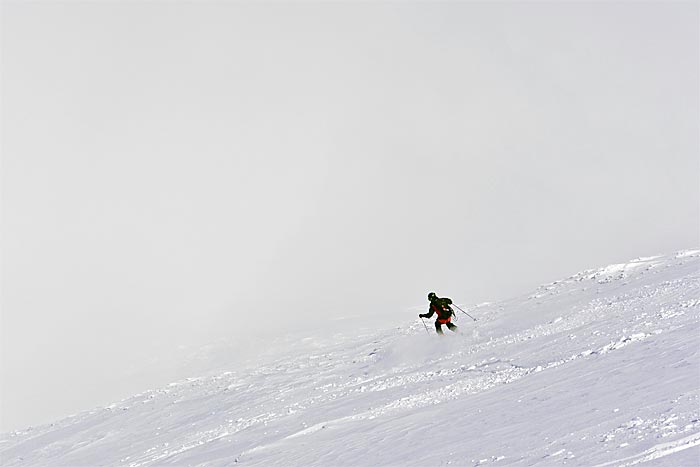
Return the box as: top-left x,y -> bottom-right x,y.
1,2 -> 698,433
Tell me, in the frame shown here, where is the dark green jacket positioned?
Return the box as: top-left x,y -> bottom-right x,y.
424,297 -> 454,320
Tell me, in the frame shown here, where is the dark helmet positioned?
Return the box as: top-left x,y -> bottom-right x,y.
428,292 -> 437,301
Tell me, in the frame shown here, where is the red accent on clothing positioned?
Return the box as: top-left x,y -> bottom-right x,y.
432,304 -> 452,324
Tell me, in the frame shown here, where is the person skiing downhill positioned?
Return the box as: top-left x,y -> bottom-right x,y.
419,292 -> 458,335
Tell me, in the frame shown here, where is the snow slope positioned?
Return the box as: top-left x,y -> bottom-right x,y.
2,251 -> 699,467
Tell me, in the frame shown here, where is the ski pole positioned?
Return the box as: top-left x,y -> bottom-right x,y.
453,304 -> 477,321
420,317 -> 430,334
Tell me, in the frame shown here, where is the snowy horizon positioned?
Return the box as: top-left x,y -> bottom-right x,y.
2,250 -> 699,466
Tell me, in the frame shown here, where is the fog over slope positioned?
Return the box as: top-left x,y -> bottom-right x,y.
1,250 -> 699,467
3,2 -> 698,435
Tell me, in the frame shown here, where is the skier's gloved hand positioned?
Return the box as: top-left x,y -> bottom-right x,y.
419,313 -> 427,318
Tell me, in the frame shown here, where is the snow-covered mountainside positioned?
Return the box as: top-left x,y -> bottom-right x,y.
2,251 -> 699,467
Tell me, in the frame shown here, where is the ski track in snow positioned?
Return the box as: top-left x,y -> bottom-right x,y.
590,432 -> 700,467
1,250 -> 699,467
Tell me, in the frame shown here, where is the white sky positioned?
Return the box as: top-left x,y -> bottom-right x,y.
1,1 -> 698,432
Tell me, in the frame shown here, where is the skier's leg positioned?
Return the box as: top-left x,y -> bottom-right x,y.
435,321 -> 444,335
446,322 -> 458,333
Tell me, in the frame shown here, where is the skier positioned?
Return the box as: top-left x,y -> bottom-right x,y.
419,292 -> 458,335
